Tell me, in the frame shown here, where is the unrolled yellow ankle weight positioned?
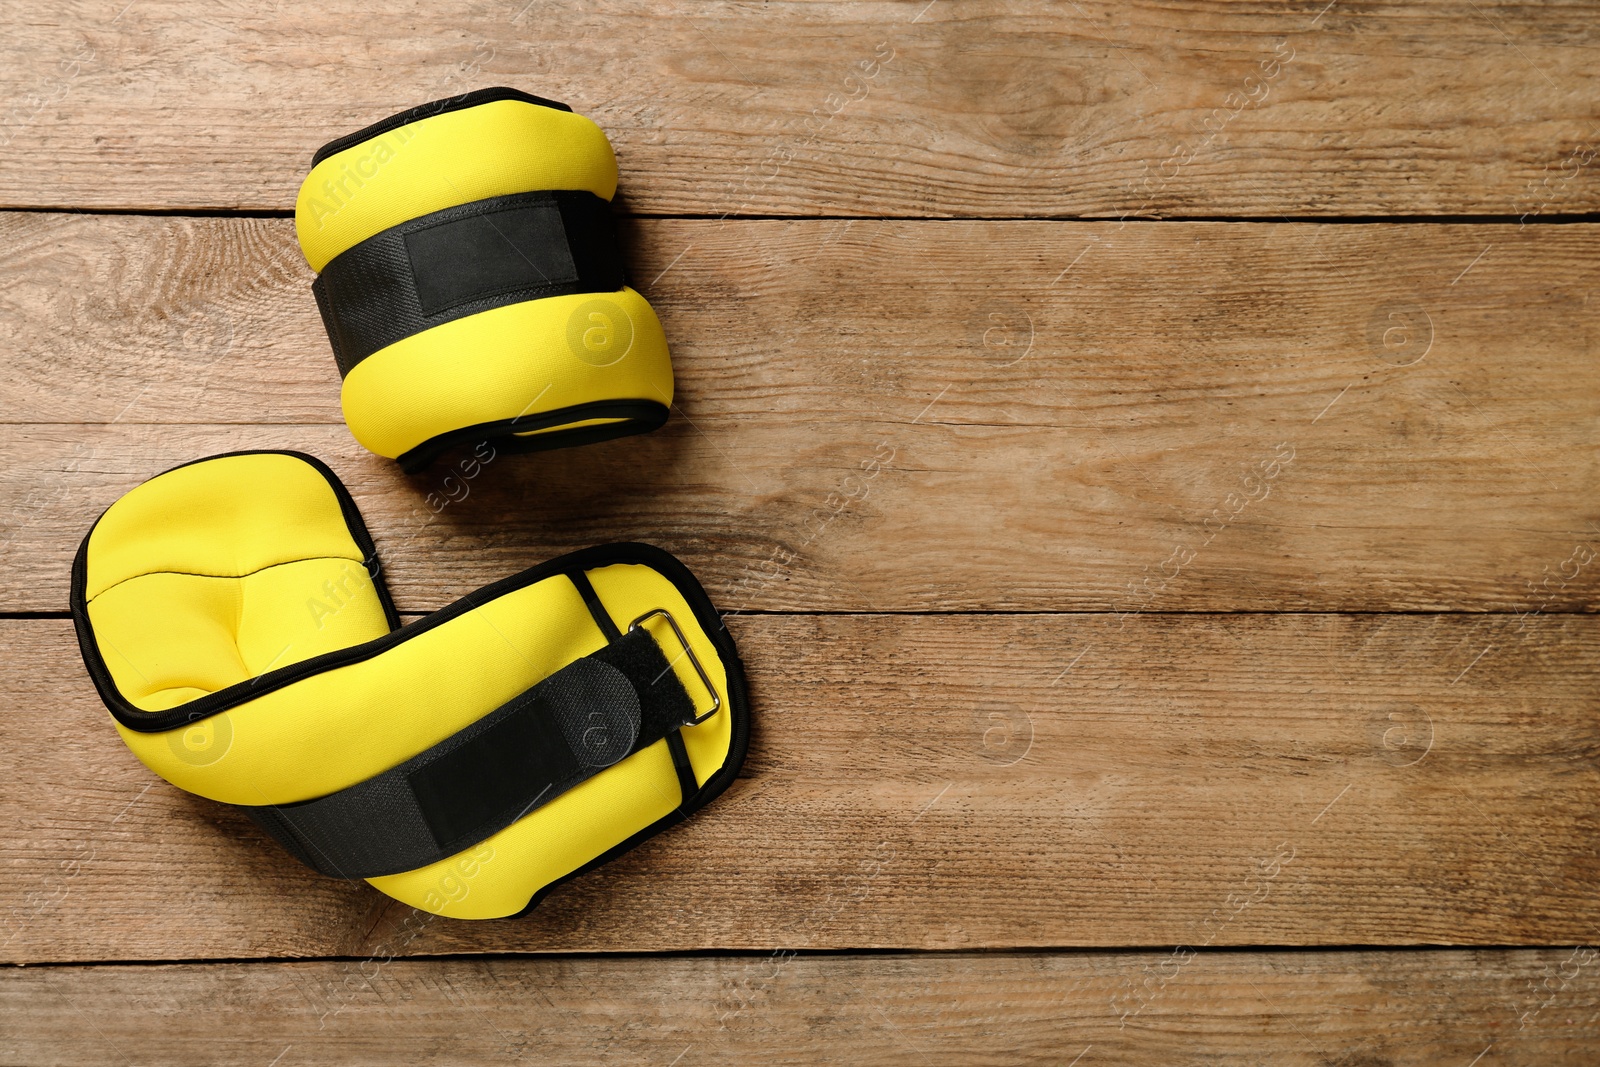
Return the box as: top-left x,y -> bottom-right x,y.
70,451 -> 747,918
295,88 -> 672,472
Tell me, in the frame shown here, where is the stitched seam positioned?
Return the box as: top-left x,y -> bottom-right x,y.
404,190 -> 572,236
86,554 -> 367,605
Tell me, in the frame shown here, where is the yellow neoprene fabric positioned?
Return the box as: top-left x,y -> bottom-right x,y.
295,99 -> 617,271
338,287 -> 672,460
79,452 -> 735,919
84,453 -> 393,711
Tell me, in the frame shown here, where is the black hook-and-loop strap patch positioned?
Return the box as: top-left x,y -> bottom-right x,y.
244,625 -> 695,880
311,189 -> 626,376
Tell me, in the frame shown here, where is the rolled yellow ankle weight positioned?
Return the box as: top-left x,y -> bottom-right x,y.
295,88 -> 671,472
70,451 -> 747,919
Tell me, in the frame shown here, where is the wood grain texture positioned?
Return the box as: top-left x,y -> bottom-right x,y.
4,613 -> 1596,963
0,1 -> 1596,216
4,949 -> 1598,1066
3,214 -> 1597,614
5,4 -> 1598,1054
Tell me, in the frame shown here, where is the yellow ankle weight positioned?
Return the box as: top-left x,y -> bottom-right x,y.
70,451 -> 747,919
295,88 -> 672,472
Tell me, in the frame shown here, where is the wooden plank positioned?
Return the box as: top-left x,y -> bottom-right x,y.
3,613 -> 1595,964
3,949 -> 1597,1065
3,215 -> 1598,614
0,1 -> 1596,216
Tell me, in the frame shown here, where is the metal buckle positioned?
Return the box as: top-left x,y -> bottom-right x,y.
628,608 -> 722,726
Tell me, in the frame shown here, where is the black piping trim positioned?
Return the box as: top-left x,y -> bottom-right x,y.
311,87 -> 572,166
664,730 -> 700,804
395,399 -> 669,474
70,450 -> 403,727
569,570 -> 623,642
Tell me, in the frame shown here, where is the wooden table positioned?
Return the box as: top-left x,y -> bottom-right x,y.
3,2 -> 1598,1062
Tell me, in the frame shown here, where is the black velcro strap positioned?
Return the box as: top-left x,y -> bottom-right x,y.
244,626 -> 696,880
311,189 -> 626,376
